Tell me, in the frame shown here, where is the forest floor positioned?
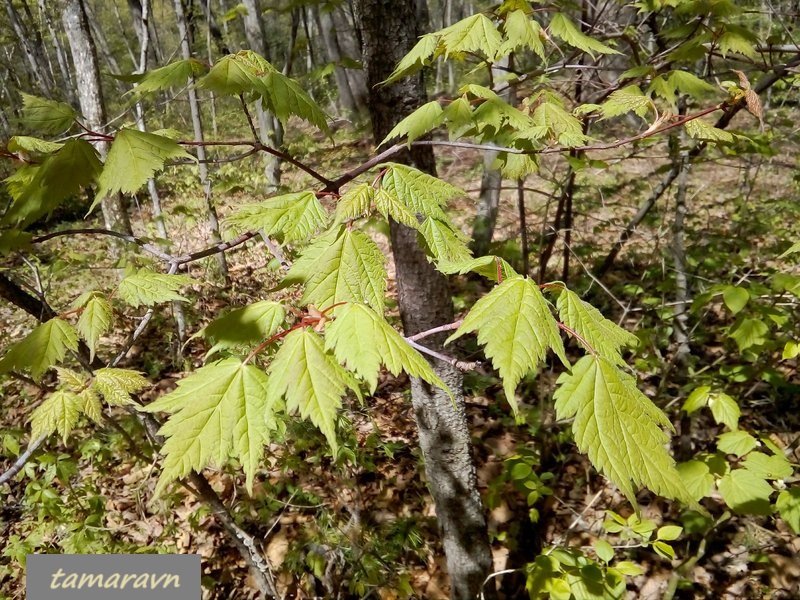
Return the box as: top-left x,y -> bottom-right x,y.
1,116 -> 800,600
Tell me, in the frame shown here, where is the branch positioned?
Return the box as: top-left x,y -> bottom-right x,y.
32,228 -> 173,262
0,434 -> 47,486
403,337 -> 482,372
406,319 -> 463,342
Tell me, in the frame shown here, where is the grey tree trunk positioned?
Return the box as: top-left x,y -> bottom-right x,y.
38,0 -> 76,104
240,0 -> 282,192
5,0 -> 55,97
471,55 -> 514,257
60,0 -> 133,239
312,4 -> 359,117
133,0 -> 187,350
356,1 -> 495,598
333,3 -> 368,110
173,0 -> 228,278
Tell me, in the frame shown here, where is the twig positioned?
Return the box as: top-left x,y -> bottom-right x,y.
0,434 -> 47,486
403,338 -> 481,371
406,319 -> 463,342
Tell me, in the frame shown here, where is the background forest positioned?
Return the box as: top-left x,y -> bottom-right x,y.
1,0 -> 800,599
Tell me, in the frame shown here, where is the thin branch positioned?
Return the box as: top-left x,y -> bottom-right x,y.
406,319 -> 463,342
0,434 -> 47,486
403,338 -> 482,372
32,228 -> 174,262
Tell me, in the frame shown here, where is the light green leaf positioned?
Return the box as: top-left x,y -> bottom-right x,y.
56,367 -> 86,391
1,140 -> 102,228
30,389 -> 82,442
776,488 -> 800,533
719,31 -> 757,58
717,430 -> 757,456
668,70 -> 717,96
708,392 -> 740,430
729,317 -> 768,351
677,460 -> 714,501
76,294 -> 112,361
80,389 -> 103,425
200,301 -> 285,352
438,255 -> 518,282
198,50 -> 273,96
683,386 -> 711,413
600,86 -> 650,120
263,70 -> 330,133
334,183 -> 374,224
500,9 -> 544,57
685,119 -> 734,143
142,357 -> 273,494
7,136 -> 64,155
594,539 -> 614,563
652,541 -> 675,560
531,99 -> 588,147
285,228 -> 387,313
20,93 -> 77,134
92,368 -> 149,406
447,276 -> 566,419
778,241 -> 800,259
381,163 -> 463,219
555,287 -> 638,364
718,468 -> 773,514
418,218 -> 472,264
374,188 -> 419,228
0,318 -> 78,381
722,285 -> 749,314
380,101 -> 444,147
129,58 -> 207,96
440,13 -> 503,59
117,269 -> 195,308
549,13 -> 619,56
325,303 -> 449,394
95,129 -> 194,209
267,329 -> 358,451
554,356 -> 692,505
657,525 -> 683,541
224,191 -> 328,242
783,340 -> 800,360
383,34 -> 440,84
743,451 -> 793,480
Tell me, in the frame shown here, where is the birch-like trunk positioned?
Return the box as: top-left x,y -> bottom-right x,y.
173,0 -> 228,278
240,0 -> 282,192
60,0 -> 132,241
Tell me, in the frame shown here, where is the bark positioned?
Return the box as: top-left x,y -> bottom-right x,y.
38,0 -> 77,103
60,0 -> 132,239
356,1 -> 495,598
312,4 -> 359,117
5,0 -> 55,96
471,55 -> 513,257
173,0 -> 228,278
82,1 -> 123,78
134,0 -> 187,350
240,0 -> 281,191
333,3 -> 368,109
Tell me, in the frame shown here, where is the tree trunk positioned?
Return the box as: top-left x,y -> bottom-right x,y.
173,0 -> 228,278
356,1 -> 495,598
471,55 -> 513,257
5,0 -> 55,97
240,0 -> 282,192
60,0 -> 132,239
312,4 -> 359,117
38,0 -> 77,104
